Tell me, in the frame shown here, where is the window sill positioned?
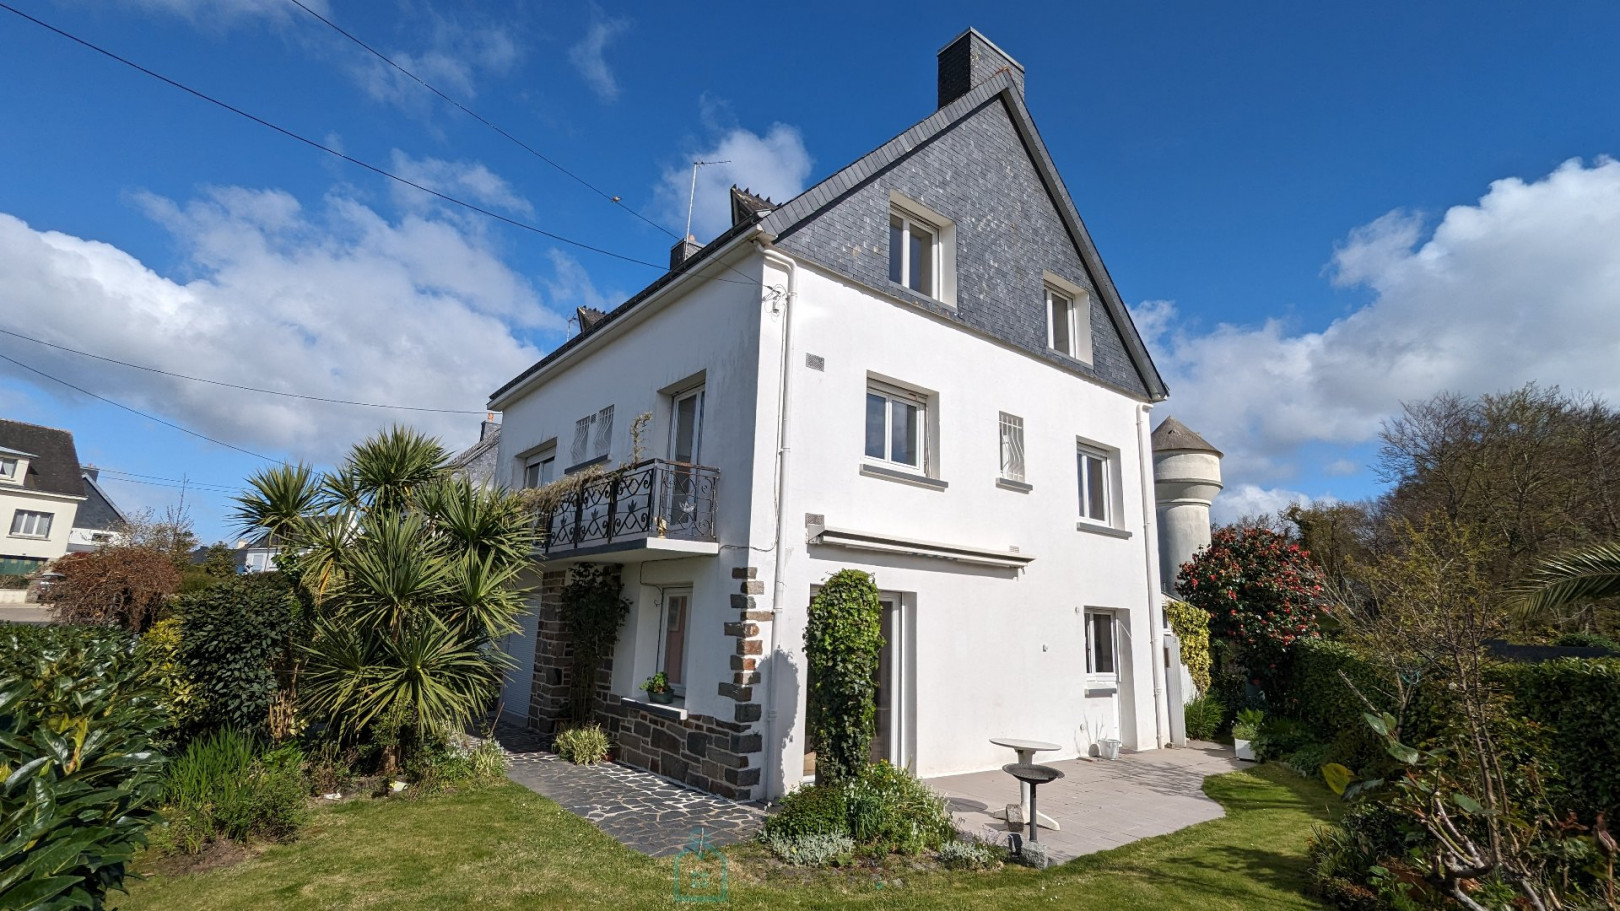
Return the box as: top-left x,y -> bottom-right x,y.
621,695 -> 688,721
7,534 -> 49,541
995,477 -> 1033,493
1075,521 -> 1131,540
1084,685 -> 1119,698
860,463 -> 948,491
564,454 -> 610,474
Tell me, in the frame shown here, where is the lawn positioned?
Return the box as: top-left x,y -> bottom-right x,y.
114,763 -> 1336,910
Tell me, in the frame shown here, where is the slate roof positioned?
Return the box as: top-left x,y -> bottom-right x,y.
730,186 -> 776,226
1151,416 -> 1222,456
74,473 -> 127,532
0,419 -> 85,498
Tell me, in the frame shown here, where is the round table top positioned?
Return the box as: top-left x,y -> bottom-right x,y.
1003,762 -> 1066,785
990,737 -> 1061,752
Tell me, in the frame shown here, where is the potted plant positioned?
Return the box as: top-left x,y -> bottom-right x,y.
1231,708 -> 1263,762
640,671 -> 673,705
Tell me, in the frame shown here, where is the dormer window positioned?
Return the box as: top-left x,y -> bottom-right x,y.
1044,273 -> 1093,364
887,193 -> 956,305
0,458 -> 15,481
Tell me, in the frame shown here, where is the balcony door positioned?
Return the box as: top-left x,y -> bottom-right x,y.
663,387 -> 705,538
869,593 -> 913,769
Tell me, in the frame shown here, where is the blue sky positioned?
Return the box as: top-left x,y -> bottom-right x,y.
3,0 -> 1620,541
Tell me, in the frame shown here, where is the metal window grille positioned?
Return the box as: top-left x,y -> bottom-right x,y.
570,416 -> 592,465
593,405 -> 615,459
999,412 -> 1025,482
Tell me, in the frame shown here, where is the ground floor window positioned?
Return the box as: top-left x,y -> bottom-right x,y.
658,588 -> 691,696
1086,609 -> 1119,684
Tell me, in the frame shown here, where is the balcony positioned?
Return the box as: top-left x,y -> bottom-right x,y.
540,459 -> 721,562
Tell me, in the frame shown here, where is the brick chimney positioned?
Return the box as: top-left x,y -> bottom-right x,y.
937,28 -> 1024,109
479,414 -> 500,442
82,464 -> 99,482
669,234 -> 703,270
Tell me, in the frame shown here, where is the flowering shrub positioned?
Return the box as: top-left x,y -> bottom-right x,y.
1177,526 -> 1327,695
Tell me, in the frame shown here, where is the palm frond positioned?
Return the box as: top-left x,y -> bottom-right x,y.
346,425 -> 448,513
418,475 -> 539,568
233,463 -> 321,537
1509,540 -> 1620,622
340,512 -> 453,632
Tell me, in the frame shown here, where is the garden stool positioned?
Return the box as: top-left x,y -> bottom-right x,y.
1002,763 -> 1065,843
989,737 -> 1062,831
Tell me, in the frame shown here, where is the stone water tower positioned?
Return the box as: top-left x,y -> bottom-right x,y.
1152,417 -> 1224,595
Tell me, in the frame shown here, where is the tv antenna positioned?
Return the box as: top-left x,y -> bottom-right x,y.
685,159 -> 731,241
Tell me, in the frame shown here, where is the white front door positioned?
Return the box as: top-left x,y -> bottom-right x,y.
871,593 -> 914,770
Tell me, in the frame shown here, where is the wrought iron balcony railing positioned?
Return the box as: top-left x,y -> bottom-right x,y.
542,459 -> 720,557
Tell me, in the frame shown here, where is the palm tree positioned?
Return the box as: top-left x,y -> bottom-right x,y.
1511,540 -> 1620,624
235,427 -> 537,770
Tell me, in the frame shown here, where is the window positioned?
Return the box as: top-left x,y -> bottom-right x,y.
0,458 -> 15,480
1045,277 -> 1093,363
669,387 -> 704,464
999,413 -> 1025,482
658,589 -> 691,696
1077,445 -> 1109,523
9,510 -> 52,538
568,406 -> 615,469
1086,610 -> 1118,679
523,453 -> 556,489
865,381 -> 926,471
889,213 -> 938,297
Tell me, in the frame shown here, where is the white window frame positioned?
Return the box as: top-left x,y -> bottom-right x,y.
656,587 -> 692,698
523,451 -> 556,489
1077,443 -> 1111,525
1044,273 -> 1093,364
9,510 -> 53,539
668,386 -> 705,465
998,412 -> 1025,483
864,380 -> 929,474
0,458 -> 16,480
1085,609 -> 1120,684
888,192 -> 957,306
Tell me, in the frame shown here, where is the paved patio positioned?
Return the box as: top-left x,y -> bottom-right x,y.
930,742 -> 1245,863
493,724 -> 764,858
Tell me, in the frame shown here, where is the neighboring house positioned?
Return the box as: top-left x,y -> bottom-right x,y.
489,31 -> 1193,802
447,418 -> 503,489
67,466 -> 129,553
0,420 -> 86,576
233,532 -> 281,574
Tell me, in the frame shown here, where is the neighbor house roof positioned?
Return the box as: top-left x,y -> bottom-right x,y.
74,472 -> 127,532
1151,416 -> 1223,456
0,419 -> 85,498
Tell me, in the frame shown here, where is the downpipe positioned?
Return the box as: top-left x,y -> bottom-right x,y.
1138,403 -> 1171,748
757,242 -> 797,800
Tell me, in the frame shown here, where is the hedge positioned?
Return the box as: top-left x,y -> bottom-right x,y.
1165,598 -> 1212,694
1494,658 -> 1620,821
1282,638 -> 1448,773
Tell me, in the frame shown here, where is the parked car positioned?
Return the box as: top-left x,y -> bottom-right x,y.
31,572 -> 65,600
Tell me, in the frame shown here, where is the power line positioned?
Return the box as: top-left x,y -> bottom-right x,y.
0,2 -> 728,278
97,475 -> 234,495
96,468 -> 238,492
0,350 -> 283,463
0,327 -> 487,414
283,0 -> 676,240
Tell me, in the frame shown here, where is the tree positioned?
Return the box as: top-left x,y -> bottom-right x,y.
1177,525 -> 1328,697
1511,540 -> 1620,626
47,547 -> 180,633
233,426 -> 536,770
804,569 -> 883,784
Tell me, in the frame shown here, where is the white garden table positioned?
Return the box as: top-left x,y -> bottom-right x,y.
989,737 -> 1062,832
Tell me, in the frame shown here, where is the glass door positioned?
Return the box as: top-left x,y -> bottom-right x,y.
664,388 -> 705,537
870,594 -> 910,768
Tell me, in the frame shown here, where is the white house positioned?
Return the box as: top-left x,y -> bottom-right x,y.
489,30 -> 1200,802
0,419 -> 86,576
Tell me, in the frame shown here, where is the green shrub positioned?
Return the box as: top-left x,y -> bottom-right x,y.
1183,694 -> 1225,740
0,574 -> 29,590
1282,743 -> 1330,779
178,575 -> 298,735
761,832 -> 855,867
805,570 -> 883,784
0,625 -> 166,910
1165,598 -> 1213,693
136,618 -> 201,748
406,732 -> 508,792
1231,708 -> 1264,741
1495,657 -> 1620,821
1552,631 -> 1620,653
937,837 -> 1004,870
1284,637 -> 1448,774
762,782 -> 851,841
844,762 -> 954,855
1254,715 -> 1316,761
158,729 -> 307,852
553,724 -> 610,765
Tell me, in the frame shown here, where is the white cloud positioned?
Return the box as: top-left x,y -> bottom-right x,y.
387,151 -> 533,217
0,187 -> 562,464
353,19 -> 520,108
1150,157 -> 1620,486
569,9 -> 629,102
656,124 -> 814,241
1210,484 -> 1325,526
1323,458 -> 1361,477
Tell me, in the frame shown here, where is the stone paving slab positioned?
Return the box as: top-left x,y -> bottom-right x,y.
494,724 -> 764,858
928,742 -> 1246,864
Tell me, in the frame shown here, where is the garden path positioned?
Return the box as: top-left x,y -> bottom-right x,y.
930,741 -> 1246,864
493,723 -> 764,858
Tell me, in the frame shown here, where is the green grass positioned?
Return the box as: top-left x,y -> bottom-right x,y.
114,764 -> 1336,910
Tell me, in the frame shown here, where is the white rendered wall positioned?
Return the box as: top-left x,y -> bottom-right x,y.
0,488 -> 80,564
752,259 -> 1162,790
493,247 -> 769,727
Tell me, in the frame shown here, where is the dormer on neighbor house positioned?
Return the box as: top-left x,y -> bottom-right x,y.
487,28 -> 1174,803
0,419 -> 87,575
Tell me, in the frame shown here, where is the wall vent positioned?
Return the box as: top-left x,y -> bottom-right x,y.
805,513 -> 825,527
805,353 -> 826,371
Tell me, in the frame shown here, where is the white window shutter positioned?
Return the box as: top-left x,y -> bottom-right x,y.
1075,292 -> 1094,364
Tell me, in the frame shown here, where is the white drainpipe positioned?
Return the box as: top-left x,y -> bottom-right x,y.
1137,403 -> 1171,748
756,242 -> 797,800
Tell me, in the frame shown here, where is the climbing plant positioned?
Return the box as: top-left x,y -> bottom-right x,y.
559,563 -> 631,723
1164,598 -> 1212,693
805,569 -> 883,784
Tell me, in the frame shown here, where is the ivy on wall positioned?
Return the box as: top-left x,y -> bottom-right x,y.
559,563 -> 630,724
805,569 -> 883,785
1164,598 -> 1212,694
